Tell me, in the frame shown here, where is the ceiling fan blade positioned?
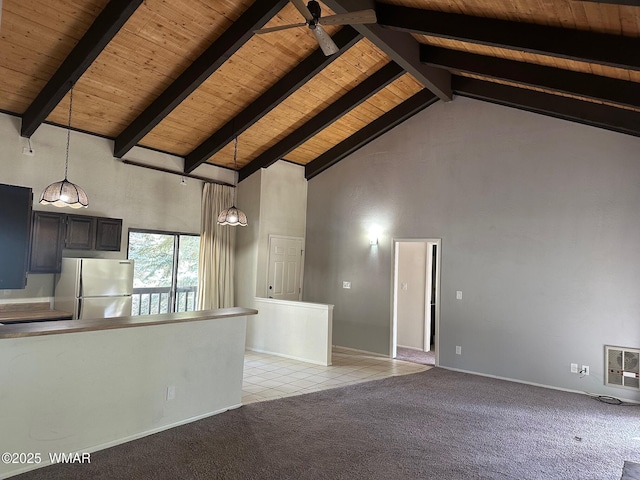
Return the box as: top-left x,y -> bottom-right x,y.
319,9 -> 377,26
312,25 -> 340,56
254,22 -> 307,34
291,0 -> 314,21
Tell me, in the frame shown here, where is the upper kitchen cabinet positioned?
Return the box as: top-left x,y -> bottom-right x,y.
65,214 -> 122,252
0,184 -> 33,289
95,217 -> 123,251
65,215 -> 95,250
29,211 -> 65,273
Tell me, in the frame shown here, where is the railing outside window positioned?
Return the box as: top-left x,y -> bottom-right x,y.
128,228 -> 200,316
132,286 -> 198,315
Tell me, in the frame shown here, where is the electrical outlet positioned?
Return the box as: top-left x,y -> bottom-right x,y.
581,365 -> 590,376
166,385 -> 176,401
22,147 -> 34,156
456,345 -> 462,355
570,363 -> 578,373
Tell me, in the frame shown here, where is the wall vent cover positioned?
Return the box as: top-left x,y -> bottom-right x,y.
605,345 -> 640,390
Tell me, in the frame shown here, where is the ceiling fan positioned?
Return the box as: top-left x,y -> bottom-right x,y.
254,0 -> 377,56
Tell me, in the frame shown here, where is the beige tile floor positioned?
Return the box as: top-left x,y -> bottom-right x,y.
242,346 -> 431,404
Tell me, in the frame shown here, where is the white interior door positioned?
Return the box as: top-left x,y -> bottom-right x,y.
267,236 -> 304,301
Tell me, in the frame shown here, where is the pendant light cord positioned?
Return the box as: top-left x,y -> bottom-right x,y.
233,135 -> 238,169
64,86 -> 73,180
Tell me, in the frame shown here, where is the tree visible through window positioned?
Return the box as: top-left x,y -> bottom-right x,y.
127,229 -> 200,315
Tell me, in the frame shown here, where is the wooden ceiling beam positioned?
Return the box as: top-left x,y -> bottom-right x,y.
113,0 -> 288,159
376,3 -> 640,71
183,27 -> 361,174
305,88 -> 438,180
453,76 -> 640,138
421,46 -> 640,111
576,0 -> 640,5
20,0 -> 144,138
321,0 -> 451,101
239,61 -> 406,181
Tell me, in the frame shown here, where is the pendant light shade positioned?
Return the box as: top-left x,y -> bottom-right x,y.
40,179 -> 89,209
217,136 -> 247,226
39,86 -> 89,209
217,206 -> 247,226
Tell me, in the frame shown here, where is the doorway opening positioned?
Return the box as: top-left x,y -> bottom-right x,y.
391,239 -> 441,366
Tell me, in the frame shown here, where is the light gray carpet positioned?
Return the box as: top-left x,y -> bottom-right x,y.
14,368 -> 640,480
397,346 -> 435,365
622,461 -> 640,480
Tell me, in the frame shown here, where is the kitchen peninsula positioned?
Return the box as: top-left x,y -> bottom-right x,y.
0,307 -> 257,479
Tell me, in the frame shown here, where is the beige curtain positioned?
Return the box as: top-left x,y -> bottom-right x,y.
197,183 -> 236,310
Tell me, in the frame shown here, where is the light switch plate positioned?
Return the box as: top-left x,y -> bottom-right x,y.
342,281 -> 351,289
456,291 -> 463,300
166,385 -> 176,401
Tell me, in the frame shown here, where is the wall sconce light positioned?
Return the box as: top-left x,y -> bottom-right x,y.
369,236 -> 378,246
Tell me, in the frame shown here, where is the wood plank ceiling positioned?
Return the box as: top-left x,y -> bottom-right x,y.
1,0 -> 639,182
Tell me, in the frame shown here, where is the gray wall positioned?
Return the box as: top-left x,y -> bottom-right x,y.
303,97 -> 640,400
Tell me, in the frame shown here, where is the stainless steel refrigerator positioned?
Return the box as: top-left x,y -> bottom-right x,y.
54,258 -> 134,320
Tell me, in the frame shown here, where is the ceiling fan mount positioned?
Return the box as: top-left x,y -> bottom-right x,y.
255,0 -> 377,56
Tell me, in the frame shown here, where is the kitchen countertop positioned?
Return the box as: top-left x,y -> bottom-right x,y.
0,307 -> 258,339
0,302 -> 73,324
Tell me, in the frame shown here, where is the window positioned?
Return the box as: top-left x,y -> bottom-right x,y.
127,229 -> 200,315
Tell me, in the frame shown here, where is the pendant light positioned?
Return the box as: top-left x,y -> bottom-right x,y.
217,136 -> 247,226
39,85 -> 89,209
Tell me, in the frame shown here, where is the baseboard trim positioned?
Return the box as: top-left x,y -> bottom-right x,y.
246,347 -> 330,366
439,366 -> 640,404
332,345 -> 387,358
1,404 -> 242,480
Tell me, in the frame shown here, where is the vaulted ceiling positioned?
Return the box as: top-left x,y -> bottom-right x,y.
1,0 -> 639,182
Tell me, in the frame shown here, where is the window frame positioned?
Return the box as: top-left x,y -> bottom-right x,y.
127,228 -> 200,315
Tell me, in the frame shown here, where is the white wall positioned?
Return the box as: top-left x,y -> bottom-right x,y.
0,314 -> 247,479
235,161 -> 307,305
248,298 -> 333,365
396,242 -> 427,350
304,97 -> 640,401
0,112 -> 231,302
255,161 -> 308,297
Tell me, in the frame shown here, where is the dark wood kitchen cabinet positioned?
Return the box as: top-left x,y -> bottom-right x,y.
29,212 -> 65,273
0,183 -> 32,289
95,217 -> 122,251
65,215 -> 95,249
28,212 -> 124,274
64,214 -> 122,251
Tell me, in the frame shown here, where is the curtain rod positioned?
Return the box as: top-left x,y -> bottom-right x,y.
122,159 -> 235,187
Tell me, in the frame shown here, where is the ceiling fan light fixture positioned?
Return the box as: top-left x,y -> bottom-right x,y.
253,0 -> 376,56
39,85 -> 89,209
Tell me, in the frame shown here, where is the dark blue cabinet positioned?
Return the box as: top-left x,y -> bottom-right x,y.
0,183 -> 32,289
